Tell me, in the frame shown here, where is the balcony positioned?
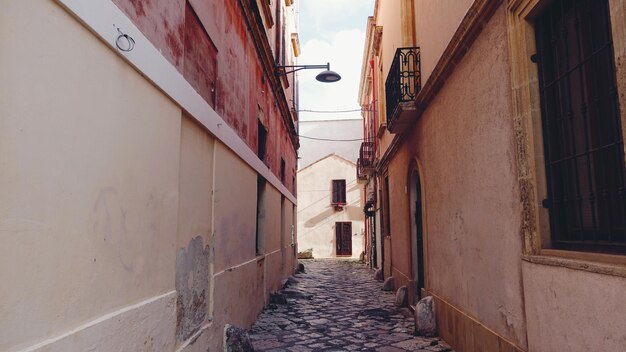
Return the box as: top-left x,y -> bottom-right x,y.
385,47 -> 421,133
357,140 -> 375,182
359,140 -> 375,169
357,158 -> 367,181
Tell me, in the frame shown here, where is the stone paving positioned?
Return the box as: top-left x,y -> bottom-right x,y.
249,259 -> 453,352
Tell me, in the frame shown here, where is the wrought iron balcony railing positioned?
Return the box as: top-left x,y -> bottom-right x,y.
357,158 -> 367,180
359,140 -> 375,168
385,47 -> 421,132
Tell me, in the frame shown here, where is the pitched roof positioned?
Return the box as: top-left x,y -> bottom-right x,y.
297,153 -> 356,173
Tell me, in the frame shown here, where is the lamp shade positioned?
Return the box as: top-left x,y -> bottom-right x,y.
315,70 -> 341,83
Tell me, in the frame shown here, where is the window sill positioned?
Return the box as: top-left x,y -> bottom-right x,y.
522,249 -> 626,278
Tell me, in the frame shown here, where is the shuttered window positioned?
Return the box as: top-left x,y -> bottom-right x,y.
331,179 -> 346,205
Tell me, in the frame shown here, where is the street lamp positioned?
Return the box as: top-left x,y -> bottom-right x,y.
275,62 -> 341,82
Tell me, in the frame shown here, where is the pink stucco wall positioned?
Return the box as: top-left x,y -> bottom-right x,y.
111,0 -> 297,192
386,6 -> 528,348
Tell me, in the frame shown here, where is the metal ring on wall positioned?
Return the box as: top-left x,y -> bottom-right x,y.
115,29 -> 135,52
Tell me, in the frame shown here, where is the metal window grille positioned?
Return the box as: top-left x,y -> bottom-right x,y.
535,0 -> 626,253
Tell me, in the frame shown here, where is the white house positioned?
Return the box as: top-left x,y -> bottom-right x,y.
297,154 -> 364,259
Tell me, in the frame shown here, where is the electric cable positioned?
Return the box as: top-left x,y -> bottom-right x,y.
298,135 -> 364,142
298,108 -> 367,113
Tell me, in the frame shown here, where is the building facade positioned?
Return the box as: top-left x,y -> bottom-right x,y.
297,154 -> 365,259
0,0 -> 300,351
358,0 -> 626,351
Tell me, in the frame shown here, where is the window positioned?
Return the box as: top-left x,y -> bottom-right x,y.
280,158 -> 286,183
183,1 -> 217,108
255,177 -> 267,255
383,176 -> 391,236
258,120 -> 267,162
535,0 -> 626,253
331,179 -> 347,205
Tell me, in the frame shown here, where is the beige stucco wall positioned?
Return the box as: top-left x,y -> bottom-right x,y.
373,0 -> 472,160
213,143 -> 259,273
522,261 -> 626,351
297,155 -> 364,259
378,0 -> 403,78
0,1 -> 180,350
413,0 -> 473,83
385,6 -> 528,348
177,117 -> 215,253
0,1 -> 296,351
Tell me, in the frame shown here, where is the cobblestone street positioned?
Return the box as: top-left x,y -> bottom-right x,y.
249,259 -> 452,352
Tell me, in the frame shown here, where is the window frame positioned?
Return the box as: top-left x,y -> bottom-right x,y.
533,0 -> 626,254
507,0 -> 626,267
331,179 -> 347,206
335,221 -> 353,256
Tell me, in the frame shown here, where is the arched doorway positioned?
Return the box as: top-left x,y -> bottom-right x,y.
409,168 -> 425,302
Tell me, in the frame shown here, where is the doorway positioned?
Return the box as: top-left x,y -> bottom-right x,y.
409,169 -> 425,301
335,222 -> 352,256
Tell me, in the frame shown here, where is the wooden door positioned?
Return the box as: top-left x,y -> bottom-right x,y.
335,222 -> 352,256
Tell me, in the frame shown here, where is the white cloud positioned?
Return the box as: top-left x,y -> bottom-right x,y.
301,0 -> 373,40
297,28 -> 366,121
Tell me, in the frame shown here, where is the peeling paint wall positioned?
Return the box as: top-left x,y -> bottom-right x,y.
175,116 -> 215,347
175,236 -> 210,341
110,0 -> 298,193
0,0 -> 298,351
0,1 -> 180,350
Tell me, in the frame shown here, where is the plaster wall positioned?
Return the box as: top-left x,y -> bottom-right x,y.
297,155 -> 364,258
413,0 -> 473,84
175,117 -> 215,347
374,53 -> 395,159
112,0 -> 298,193
386,148 -> 412,285
378,0 -> 403,78
0,1 -> 296,351
262,186 -> 288,294
373,0 -> 472,161
522,262 -> 626,351
386,6 -> 528,348
213,143 -> 259,273
264,186 -> 284,253
177,118 -> 215,253
0,2 -> 180,349
609,0 -> 626,156
285,203 -> 298,273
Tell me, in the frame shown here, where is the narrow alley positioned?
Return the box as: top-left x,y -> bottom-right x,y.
249,260 -> 452,352
3,0 -> 626,351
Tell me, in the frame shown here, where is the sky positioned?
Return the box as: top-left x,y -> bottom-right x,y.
296,0 -> 375,122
